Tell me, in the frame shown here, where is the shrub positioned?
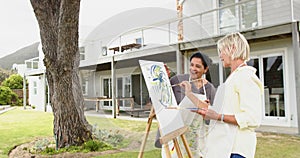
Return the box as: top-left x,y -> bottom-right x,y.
0,86 -> 18,105
82,140 -> 107,152
92,124 -> 124,147
1,74 -> 24,89
0,68 -> 13,83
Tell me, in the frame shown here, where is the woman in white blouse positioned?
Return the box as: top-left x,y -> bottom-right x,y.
180,32 -> 263,158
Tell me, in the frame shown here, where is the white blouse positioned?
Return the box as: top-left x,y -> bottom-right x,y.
205,66 -> 263,158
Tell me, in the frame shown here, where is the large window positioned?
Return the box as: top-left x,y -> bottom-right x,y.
219,0 -> 258,33
116,76 -> 131,107
263,56 -> 285,117
218,53 -> 286,127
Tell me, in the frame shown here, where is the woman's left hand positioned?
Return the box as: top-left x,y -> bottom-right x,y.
192,108 -> 219,121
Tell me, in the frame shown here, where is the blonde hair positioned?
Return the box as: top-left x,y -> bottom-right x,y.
217,32 -> 250,61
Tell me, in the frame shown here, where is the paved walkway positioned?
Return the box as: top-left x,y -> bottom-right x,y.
0,105 -> 16,115
256,125 -> 298,135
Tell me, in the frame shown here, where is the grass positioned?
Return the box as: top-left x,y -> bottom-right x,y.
1,107 -> 300,158
0,107 -> 53,158
256,133 -> 300,158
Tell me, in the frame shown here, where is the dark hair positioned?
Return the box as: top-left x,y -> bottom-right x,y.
189,52 -> 211,69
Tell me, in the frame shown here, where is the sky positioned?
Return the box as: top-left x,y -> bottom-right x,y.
0,0 -> 175,58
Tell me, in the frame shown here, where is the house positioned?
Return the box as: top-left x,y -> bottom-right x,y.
79,7 -> 178,116
22,44 -> 50,112
79,0 -> 300,133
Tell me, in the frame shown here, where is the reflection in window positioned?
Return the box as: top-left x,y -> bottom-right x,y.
103,78 -> 111,106
219,0 -> 236,33
263,56 -> 285,117
240,0 -> 258,29
219,0 -> 258,33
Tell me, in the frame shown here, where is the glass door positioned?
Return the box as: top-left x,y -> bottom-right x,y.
262,55 -> 286,118
116,76 -> 132,108
103,78 -> 111,107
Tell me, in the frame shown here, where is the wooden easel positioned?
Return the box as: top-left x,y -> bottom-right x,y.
138,106 -> 192,158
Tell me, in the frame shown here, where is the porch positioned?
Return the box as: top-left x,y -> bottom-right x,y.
84,97 -> 152,117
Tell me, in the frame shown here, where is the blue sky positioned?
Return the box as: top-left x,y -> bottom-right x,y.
0,0 -> 174,58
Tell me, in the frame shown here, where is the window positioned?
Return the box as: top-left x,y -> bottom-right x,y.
103,78 -> 111,106
219,0 -> 258,33
135,38 -> 142,45
82,79 -> 88,95
102,46 -> 107,56
219,0 -> 237,33
25,57 -> 39,70
240,0 -> 258,28
33,81 -> 37,95
79,47 -> 85,60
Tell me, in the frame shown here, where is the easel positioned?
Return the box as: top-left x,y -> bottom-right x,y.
138,107 -> 192,158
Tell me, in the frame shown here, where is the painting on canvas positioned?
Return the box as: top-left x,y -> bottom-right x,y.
139,60 -> 184,136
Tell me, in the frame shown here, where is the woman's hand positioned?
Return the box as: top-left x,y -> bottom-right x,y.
192,107 -> 220,121
179,81 -> 192,96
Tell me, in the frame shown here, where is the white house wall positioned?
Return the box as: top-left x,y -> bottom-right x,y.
27,75 -> 46,111
260,0 -> 292,26
80,43 -> 102,67
183,0 -> 216,41
293,0 -> 300,21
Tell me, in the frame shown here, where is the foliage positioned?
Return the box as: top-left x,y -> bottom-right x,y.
35,140 -> 113,155
33,138 -> 50,151
1,74 -> 24,89
82,140 -> 112,152
0,86 -> 18,105
92,124 -> 124,147
0,68 -> 13,84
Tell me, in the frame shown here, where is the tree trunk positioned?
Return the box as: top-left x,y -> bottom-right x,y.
30,0 -> 92,148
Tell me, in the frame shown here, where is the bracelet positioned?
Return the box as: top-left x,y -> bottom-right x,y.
221,114 -> 224,123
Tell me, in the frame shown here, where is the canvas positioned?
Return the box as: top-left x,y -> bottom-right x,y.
139,60 -> 184,136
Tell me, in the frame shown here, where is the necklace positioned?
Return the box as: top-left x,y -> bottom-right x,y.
232,61 -> 246,72
229,61 -> 247,75
237,62 -> 247,68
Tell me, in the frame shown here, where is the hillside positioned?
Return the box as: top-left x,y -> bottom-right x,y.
0,42 -> 39,70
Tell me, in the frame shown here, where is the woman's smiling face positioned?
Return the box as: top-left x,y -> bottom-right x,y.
189,57 -> 207,80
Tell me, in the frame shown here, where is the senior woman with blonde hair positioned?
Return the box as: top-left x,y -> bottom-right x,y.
180,32 -> 263,158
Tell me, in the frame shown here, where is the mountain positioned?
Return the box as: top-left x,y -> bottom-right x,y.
0,42 -> 39,70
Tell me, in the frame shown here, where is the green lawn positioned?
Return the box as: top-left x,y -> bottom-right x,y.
0,107 -> 300,158
0,107 -> 53,158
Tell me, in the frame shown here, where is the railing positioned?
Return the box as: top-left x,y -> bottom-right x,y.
104,0 -> 292,56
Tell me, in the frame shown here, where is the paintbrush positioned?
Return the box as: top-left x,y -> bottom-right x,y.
171,78 -> 202,87
165,107 -> 205,110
